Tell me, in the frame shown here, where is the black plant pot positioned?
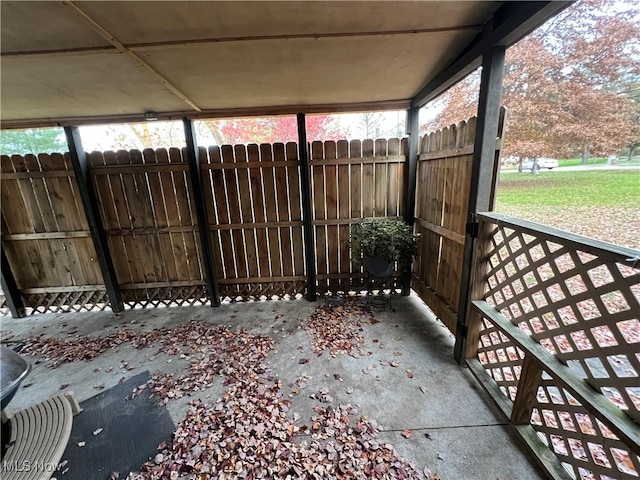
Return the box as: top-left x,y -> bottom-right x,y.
364,255 -> 393,278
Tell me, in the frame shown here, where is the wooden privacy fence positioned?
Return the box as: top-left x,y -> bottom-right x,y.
201,142 -> 306,300
89,148 -> 207,306
1,137 -> 407,314
311,138 -> 407,293
1,153 -> 107,312
412,111 -> 506,334
466,213 -> 640,480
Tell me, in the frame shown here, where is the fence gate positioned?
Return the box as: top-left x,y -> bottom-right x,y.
412,111 -> 505,333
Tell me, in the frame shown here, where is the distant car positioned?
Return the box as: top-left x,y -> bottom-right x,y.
521,157 -> 559,171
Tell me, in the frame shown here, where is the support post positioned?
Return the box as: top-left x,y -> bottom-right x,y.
404,106 -> 420,227
511,355 -> 544,424
65,126 -> 123,312
297,113 -> 317,301
1,247 -> 26,318
453,46 -> 505,363
183,118 -> 220,306
402,106 -> 420,295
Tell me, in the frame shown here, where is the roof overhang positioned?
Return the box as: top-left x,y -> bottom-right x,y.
0,1 -> 570,129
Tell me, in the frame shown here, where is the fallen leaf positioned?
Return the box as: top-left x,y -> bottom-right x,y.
401,429 -> 413,439
390,361 -> 400,367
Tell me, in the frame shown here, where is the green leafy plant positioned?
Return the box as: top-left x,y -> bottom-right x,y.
350,218 -> 419,269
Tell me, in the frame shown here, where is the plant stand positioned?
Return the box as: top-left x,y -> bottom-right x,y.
365,272 -> 393,310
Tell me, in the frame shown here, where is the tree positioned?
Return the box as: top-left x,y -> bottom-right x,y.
343,112 -> 406,140
0,128 -> 66,156
423,0 -> 640,164
201,115 -> 342,146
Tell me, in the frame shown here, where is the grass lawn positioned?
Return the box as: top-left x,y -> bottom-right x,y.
557,157 -> 609,167
496,170 -> 640,207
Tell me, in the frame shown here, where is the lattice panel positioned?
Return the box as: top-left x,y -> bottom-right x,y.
22,290 -> 109,314
484,225 -> 640,421
121,286 -> 208,308
532,375 -> 640,480
219,281 -> 307,302
477,317 -> 526,401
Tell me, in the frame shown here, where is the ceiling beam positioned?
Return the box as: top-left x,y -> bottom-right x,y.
411,1 -> 573,108
1,24 -> 484,58
62,1 -> 202,112
0,99 -> 412,131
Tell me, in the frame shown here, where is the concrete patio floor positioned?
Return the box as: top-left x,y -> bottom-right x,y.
1,293 -> 545,479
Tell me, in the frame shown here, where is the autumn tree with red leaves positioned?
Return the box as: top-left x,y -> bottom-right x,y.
422,0 -> 640,164
200,115 -> 342,146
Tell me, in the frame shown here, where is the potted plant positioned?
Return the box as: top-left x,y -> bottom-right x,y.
350,218 -> 419,278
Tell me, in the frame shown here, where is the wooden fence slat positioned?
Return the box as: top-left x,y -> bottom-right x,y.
145,148 -> 179,282
222,145 -> 247,284
207,146 -> 236,281
362,139 -> 374,218
247,144 -> 270,279
286,142 -> 305,277
149,148 -> 177,281
311,141 -> 327,290
349,140 -> 362,219
387,138 -> 400,217
274,143 -> 294,278
106,150 -> 143,283
259,143 -> 282,278
337,140 -> 351,289
173,147 -> 202,282
89,151 -> 132,285
324,141 -> 339,291
235,144 -> 259,279
374,139 -> 388,217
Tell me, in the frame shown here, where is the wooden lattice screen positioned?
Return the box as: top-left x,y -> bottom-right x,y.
1,153 -> 107,313
470,213 -> 640,480
310,138 -> 407,294
412,117 -> 478,333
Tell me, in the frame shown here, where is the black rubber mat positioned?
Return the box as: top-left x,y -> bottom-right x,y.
55,371 -> 174,479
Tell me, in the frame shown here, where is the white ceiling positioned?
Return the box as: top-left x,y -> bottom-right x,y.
1,1 -> 503,127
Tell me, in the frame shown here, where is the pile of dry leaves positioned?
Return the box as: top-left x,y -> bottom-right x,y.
131,359 -> 429,480
305,302 -> 378,357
